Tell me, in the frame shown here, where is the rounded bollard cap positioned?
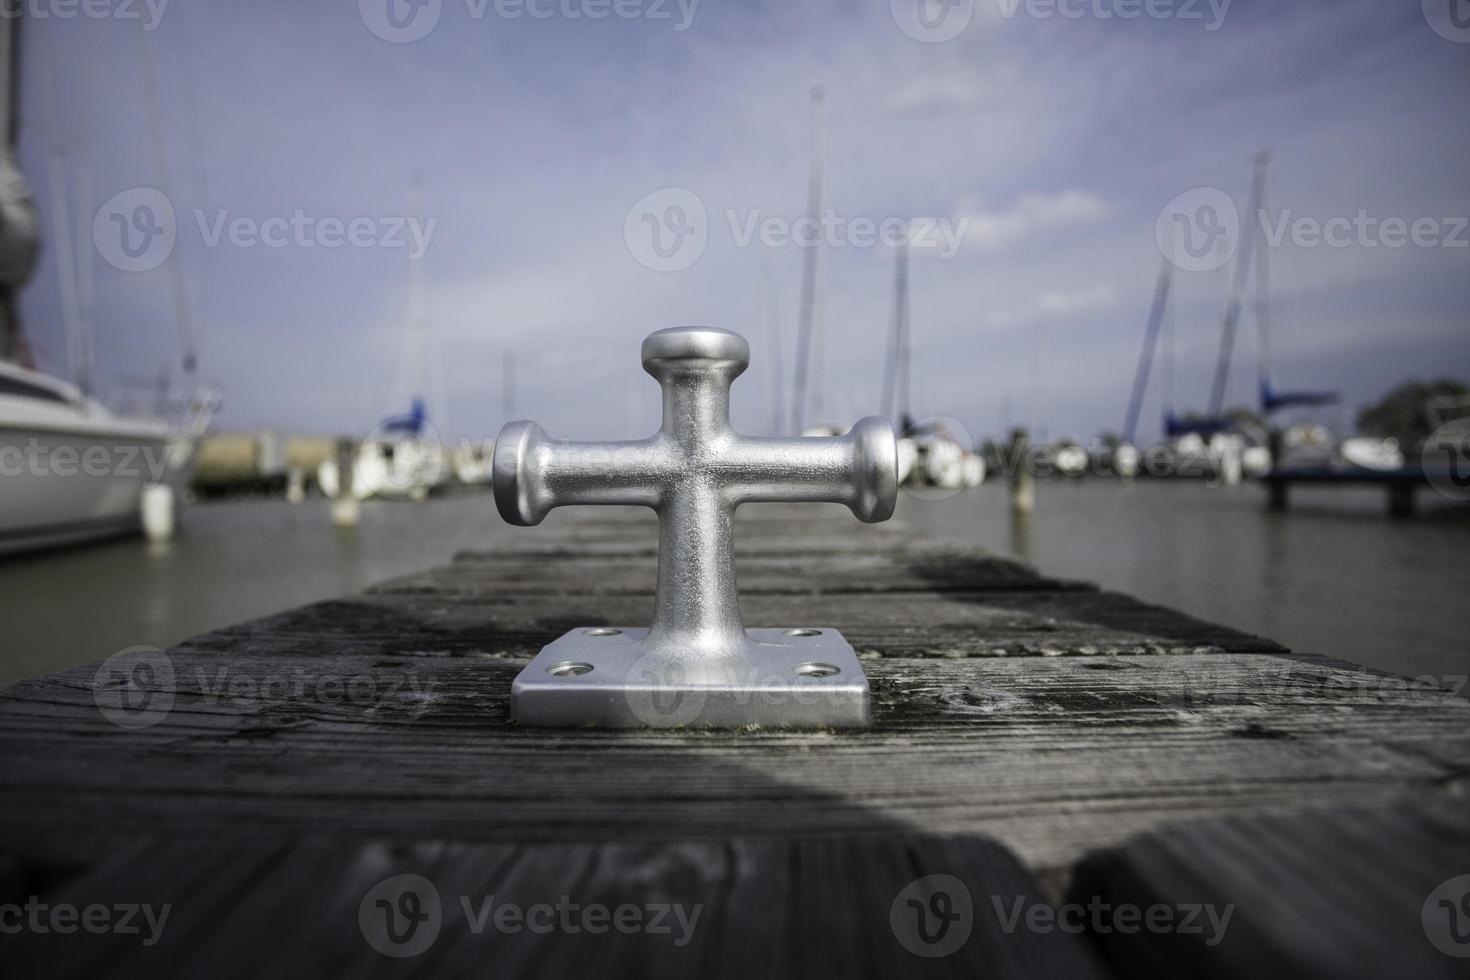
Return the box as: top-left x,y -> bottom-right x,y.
642,326 -> 750,373
492,420 -> 549,526
848,416 -> 899,524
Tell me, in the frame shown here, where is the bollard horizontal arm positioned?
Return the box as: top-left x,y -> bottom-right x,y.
723,417 -> 898,523
492,421 -> 663,525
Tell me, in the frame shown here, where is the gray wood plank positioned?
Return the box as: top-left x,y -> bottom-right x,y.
4,836 -> 1109,980
1067,802 -> 1470,979
1,644 -> 1465,879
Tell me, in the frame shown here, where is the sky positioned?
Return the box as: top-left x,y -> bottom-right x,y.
16,0 -> 1470,445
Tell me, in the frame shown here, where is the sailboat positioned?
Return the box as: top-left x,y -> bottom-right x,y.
0,12 -> 218,556
882,232 -> 983,491
317,397 -> 447,502
317,174 -> 446,502
1247,154 -> 1402,473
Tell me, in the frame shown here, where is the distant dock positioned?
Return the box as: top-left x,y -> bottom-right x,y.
1260,465 -> 1456,516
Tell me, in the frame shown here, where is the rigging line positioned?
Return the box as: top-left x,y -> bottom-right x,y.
136,24 -> 197,379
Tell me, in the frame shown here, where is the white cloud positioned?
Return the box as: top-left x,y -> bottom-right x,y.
983,284 -> 1118,329
960,190 -> 1113,251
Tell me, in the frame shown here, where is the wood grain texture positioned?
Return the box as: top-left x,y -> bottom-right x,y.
1,504 -> 1465,978
1068,802 -> 1470,979
4,836 -> 1110,980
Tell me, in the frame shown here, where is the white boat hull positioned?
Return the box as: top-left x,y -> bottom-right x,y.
0,424 -> 174,555
0,363 -> 213,556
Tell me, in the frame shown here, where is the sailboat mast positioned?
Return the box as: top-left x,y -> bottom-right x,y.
789,85 -> 824,436
1207,152 -> 1267,419
137,27 -> 196,382
1254,152 -> 1273,395
880,228 -> 910,425
36,21 -> 88,392
758,242 -> 785,435
407,171 -> 427,411
502,349 -> 516,421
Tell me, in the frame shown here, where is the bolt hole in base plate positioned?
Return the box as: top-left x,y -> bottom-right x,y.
512,628 -> 871,729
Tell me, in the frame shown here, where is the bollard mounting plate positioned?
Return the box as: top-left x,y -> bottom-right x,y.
511,628 -> 871,729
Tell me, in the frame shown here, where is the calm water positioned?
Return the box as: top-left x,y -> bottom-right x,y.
2,483 -> 1466,689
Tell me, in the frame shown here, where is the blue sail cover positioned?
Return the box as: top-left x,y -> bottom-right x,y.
1164,412 -> 1232,439
1261,380 -> 1338,414
381,398 -> 427,435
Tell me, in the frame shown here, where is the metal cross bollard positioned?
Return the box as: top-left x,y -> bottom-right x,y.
493,326 -> 898,728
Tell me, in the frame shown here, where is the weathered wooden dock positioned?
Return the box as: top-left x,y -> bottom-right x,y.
2,504 -> 1468,978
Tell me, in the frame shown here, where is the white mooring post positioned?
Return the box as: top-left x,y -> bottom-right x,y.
330,438 -> 360,528
492,326 -> 899,729
140,483 -> 176,543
